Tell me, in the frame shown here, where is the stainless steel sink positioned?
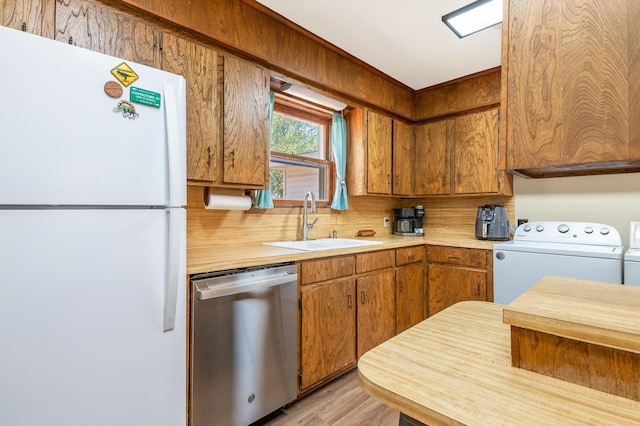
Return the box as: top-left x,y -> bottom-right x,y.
263,238 -> 383,251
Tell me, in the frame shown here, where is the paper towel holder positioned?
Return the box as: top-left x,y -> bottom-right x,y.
203,187 -> 252,211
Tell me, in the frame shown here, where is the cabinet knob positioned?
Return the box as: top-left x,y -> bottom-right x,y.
206,146 -> 212,167
231,150 -> 236,168
21,22 -> 27,32
348,294 -> 352,309
361,291 -> 366,305
399,281 -> 403,293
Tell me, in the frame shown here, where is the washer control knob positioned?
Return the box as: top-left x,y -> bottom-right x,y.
557,224 -> 569,233
523,224 -> 531,232
584,226 -> 594,234
535,224 -> 545,232
600,227 -> 610,235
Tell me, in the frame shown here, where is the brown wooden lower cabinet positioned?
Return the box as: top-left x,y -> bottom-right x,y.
300,245 -> 491,393
427,245 -> 492,316
356,270 -> 396,358
298,248 -> 426,393
396,262 -> 426,333
299,277 -> 356,391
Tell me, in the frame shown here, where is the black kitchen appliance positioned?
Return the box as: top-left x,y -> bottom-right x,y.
475,204 -> 509,240
393,206 -> 425,236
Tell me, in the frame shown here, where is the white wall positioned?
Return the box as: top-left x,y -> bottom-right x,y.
514,173 -> 640,248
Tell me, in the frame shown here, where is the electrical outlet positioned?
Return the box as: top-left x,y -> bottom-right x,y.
383,217 -> 389,228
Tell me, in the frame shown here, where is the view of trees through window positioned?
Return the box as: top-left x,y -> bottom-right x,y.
269,106 -> 330,203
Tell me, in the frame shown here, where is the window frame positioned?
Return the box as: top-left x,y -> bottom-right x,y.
270,93 -> 335,208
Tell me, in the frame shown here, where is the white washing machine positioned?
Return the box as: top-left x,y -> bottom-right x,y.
493,221 -> 623,304
624,221 -> 640,286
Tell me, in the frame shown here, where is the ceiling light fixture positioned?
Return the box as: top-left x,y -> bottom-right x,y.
442,0 -> 503,39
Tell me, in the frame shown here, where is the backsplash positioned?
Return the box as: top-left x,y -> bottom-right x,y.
186,186 -> 515,249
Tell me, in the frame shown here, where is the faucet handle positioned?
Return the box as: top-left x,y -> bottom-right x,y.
309,217 -> 319,228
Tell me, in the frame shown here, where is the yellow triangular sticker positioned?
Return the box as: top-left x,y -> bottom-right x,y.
110,62 -> 139,87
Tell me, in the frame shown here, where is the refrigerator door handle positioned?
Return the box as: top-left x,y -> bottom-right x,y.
164,208 -> 184,331
164,84 -> 181,208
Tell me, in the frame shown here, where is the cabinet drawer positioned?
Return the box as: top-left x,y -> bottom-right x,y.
300,255 -> 355,285
396,246 -> 425,266
427,245 -> 488,268
356,250 -> 395,274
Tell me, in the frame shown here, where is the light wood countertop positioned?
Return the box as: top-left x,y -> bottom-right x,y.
187,232 -> 499,274
504,276 -> 640,354
358,301 -> 640,425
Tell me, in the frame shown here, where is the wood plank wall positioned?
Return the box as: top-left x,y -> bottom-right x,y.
415,67 -> 501,121
119,0 -> 414,119
187,186 -> 515,250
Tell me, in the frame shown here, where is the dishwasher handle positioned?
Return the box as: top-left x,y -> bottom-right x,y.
195,272 -> 298,300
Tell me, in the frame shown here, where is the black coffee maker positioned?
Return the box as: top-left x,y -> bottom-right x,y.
393,206 -> 425,236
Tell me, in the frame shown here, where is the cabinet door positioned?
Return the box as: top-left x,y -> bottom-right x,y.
54,0 -> 156,66
392,119 -> 414,196
223,55 -> 269,187
357,270 -> 395,358
366,111 -> 392,194
453,108 -> 499,194
415,119 -> 451,196
427,263 -> 487,316
161,33 -> 219,183
2,0 -> 53,36
396,262 -> 425,333
300,278 -> 356,391
506,1 -> 633,171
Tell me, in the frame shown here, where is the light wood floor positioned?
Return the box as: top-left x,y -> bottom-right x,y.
263,369 -> 399,425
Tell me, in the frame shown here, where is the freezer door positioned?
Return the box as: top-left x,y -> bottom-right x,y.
0,209 -> 186,425
0,26 -> 186,207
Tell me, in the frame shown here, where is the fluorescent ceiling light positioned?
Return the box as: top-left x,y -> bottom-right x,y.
442,0 -> 502,38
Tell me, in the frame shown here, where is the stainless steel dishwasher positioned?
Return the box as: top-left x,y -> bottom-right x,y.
190,263 -> 297,426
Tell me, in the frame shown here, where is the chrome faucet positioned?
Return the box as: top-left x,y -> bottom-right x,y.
302,191 -> 319,241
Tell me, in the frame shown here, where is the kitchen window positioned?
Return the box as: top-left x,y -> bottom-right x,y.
269,94 -> 334,206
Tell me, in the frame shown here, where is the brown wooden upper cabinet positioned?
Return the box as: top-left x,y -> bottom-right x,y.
347,109 -> 414,197
415,108 -> 508,196
2,0 -> 53,36
55,0 -> 218,184
222,55 -> 270,188
504,0 -> 640,177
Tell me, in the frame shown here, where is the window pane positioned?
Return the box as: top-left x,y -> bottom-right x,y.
270,160 -> 326,200
271,113 -> 325,158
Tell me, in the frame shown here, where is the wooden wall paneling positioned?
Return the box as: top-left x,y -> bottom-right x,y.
118,0 -> 414,119
415,68 -> 501,121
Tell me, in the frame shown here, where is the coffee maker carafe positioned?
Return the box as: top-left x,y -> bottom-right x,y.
393,206 -> 425,236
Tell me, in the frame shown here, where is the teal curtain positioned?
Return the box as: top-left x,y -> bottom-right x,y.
254,92 -> 275,209
330,112 -> 348,210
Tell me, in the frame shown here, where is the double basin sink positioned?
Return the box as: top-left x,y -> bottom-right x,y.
263,238 -> 383,252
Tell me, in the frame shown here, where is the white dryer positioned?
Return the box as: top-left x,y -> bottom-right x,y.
493,221 -> 623,304
624,221 -> 640,286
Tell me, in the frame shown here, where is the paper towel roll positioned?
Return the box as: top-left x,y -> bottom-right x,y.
204,192 -> 252,210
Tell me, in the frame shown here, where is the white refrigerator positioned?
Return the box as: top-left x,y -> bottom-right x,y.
0,26 -> 187,425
